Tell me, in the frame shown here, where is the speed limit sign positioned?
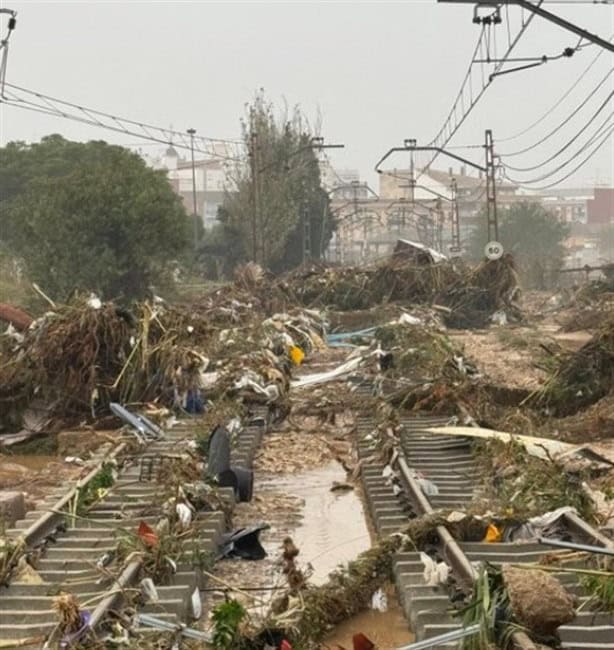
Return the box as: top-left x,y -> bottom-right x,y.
484,241 -> 504,260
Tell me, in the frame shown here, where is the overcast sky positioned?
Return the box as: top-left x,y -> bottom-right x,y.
1,0 -> 613,191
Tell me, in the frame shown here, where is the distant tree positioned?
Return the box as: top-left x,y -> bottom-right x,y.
467,202 -> 569,288
219,91 -> 334,272
596,223 -> 614,262
0,135 -> 190,301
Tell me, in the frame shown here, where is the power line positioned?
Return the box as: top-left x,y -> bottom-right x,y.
0,82 -> 244,162
415,3 -> 542,181
500,90 -> 614,171
503,119 -> 614,185
497,41 -> 612,142
505,124 -> 614,190
497,67 -> 614,156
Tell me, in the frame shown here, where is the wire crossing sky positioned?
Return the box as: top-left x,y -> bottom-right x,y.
0,1 -> 612,189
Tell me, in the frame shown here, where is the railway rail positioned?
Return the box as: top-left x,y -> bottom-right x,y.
0,406 -> 268,648
1,360 -> 612,649
358,413 -> 614,650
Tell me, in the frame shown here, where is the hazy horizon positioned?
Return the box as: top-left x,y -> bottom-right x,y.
1,0 -> 612,190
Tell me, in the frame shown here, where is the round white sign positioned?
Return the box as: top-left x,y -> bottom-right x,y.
484,241 -> 504,260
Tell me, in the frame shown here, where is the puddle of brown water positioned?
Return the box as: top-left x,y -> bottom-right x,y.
264,462 -> 371,584
0,454 -> 59,471
323,589 -> 414,648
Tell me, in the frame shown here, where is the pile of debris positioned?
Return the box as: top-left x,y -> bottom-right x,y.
536,315 -> 614,416
0,295 -> 325,436
268,253 -> 522,329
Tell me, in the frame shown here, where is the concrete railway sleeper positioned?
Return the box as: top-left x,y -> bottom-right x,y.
0,404 -> 270,648
356,413 -> 614,650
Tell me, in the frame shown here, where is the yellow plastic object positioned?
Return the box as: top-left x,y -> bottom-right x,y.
289,345 -> 305,365
484,523 -> 503,543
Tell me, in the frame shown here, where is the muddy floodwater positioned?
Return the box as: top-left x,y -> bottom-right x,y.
266,461 -> 371,584
0,454 -> 59,471
324,594 -> 414,647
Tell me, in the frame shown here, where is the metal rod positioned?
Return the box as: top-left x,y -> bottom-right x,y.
538,536 -> 614,556
88,559 -> 142,629
136,613 -> 213,642
396,457 -> 477,582
22,442 -> 127,547
396,624 -> 480,650
375,144 -> 487,175
187,127 -> 198,253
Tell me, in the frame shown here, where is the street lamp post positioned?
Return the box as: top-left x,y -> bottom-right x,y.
187,128 -> 199,253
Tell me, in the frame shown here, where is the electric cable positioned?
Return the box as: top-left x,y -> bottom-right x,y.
497,68 -> 614,156
505,124 -> 614,190
500,90 -> 614,171
414,2 -> 543,182
504,120 -> 614,185
0,87 -> 243,162
4,82 -> 242,145
497,34 -> 613,142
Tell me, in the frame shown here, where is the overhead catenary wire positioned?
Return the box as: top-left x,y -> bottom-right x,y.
503,122 -> 614,188
497,68 -> 614,157
504,116 -> 614,183
413,3 -> 543,182
497,39 -> 612,142
500,89 -> 614,170
0,82 -> 244,162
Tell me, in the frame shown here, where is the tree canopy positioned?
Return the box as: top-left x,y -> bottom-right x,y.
0,135 -> 190,301
213,92 -> 334,273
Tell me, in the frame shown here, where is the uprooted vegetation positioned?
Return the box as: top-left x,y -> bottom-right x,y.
272,254 -> 522,329
372,310 -> 614,443
534,315 -> 614,416
0,292 -> 324,433
472,438 -> 596,521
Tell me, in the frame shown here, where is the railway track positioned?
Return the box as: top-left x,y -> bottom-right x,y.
357,413 -> 614,650
0,406 -> 268,648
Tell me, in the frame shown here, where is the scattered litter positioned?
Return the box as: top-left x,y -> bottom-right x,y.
490,309 -> 508,326
292,355 -> 363,388
190,587 -> 202,619
175,503 -> 192,529
289,345 -> 305,365
140,578 -> 159,603
218,523 -> 270,561
353,633 -> 376,650
63,456 -> 85,465
505,506 -> 577,542
330,481 -> 354,492
136,613 -> 212,642
416,477 -> 439,497
137,521 -> 159,547
420,552 -> 450,586
370,588 -> 388,612
483,523 -> 502,543
428,425 -> 613,467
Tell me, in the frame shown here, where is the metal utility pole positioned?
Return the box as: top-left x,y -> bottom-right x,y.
376,132 -> 500,245
302,205 -> 312,264
248,129 -> 259,263
450,178 -> 462,255
187,128 -> 199,254
485,129 -> 498,242
0,8 -> 17,98
435,198 -> 444,253
438,0 -> 614,53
